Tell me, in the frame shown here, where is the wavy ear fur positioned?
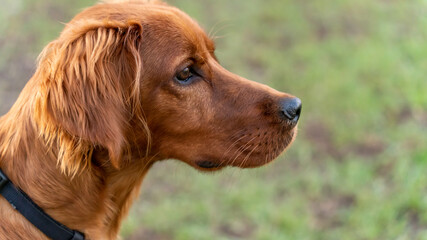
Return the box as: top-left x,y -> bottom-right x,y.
35,20 -> 144,176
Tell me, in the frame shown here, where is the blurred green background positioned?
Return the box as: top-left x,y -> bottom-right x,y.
1,0 -> 427,239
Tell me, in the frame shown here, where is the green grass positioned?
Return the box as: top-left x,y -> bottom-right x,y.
1,0 -> 427,239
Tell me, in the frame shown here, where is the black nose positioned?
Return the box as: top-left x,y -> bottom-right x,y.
279,97 -> 302,122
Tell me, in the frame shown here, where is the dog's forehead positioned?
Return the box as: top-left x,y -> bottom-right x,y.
72,3 -> 214,53
146,6 -> 215,53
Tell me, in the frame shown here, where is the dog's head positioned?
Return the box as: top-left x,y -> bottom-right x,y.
34,0 -> 301,174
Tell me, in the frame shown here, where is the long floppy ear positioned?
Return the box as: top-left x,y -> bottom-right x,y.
35,20 -> 143,175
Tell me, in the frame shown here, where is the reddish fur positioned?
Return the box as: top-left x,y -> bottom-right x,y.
0,0 -> 299,239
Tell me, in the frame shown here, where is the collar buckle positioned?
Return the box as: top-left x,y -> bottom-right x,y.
0,169 -> 9,190
72,231 -> 85,240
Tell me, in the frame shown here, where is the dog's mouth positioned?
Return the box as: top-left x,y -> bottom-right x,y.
191,128 -> 297,171
195,160 -> 223,169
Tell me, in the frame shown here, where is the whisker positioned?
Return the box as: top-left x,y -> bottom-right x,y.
228,136 -> 257,167
240,145 -> 259,168
212,33 -> 233,40
219,131 -> 248,165
208,20 -> 226,39
209,21 -> 232,40
266,137 -> 272,165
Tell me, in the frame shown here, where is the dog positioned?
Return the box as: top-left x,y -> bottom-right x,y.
0,0 -> 301,239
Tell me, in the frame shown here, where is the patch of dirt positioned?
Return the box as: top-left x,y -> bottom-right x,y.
396,105 -> 413,124
349,136 -> 385,157
311,194 -> 355,230
398,206 -> 427,238
394,106 -> 427,128
304,120 -> 386,160
375,160 -> 394,179
304,120 -> 344,160
218,218 -> 256,239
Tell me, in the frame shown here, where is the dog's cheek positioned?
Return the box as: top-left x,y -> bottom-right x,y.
158,84 -> 214,128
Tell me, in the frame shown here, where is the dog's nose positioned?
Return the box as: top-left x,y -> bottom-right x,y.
279,97 -> 302,122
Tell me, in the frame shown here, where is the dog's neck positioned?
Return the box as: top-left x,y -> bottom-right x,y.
0,81 -> 152,239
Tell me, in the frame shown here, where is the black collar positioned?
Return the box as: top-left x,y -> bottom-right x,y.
0,168 -> 85,240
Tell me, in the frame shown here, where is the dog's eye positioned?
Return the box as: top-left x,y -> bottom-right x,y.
175,67 -> 194,83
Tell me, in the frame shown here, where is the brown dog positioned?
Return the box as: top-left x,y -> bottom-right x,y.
0,0 -> 301,239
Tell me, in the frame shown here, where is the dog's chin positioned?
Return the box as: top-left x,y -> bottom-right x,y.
229,127 -> 297,168
188,128 -> 297,171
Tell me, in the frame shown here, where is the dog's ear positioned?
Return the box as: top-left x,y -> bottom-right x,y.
35,20 -> 144,175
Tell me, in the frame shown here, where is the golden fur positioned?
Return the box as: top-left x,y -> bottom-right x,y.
0,0 -> 300,239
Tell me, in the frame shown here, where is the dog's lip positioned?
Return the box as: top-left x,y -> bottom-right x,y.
195,160 -> 223,169
193,128 -> 297,170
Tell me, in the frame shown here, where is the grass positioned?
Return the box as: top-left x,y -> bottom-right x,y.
1,0 -> 427,239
